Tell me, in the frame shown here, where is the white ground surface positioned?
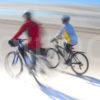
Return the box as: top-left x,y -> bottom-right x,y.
0,21 -> 100,100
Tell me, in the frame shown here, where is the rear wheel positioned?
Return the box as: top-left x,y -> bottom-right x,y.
71,52 -> 89,75
5,51 -> 23,77
46,48 -> 60,68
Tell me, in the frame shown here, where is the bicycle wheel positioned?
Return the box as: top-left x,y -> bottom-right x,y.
71,52 -> 89,75
5,51 -> 23,77
46,48 -> 60,68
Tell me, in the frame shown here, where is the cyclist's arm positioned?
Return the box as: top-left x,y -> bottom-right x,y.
56,27 -> 64,39
12,23 -> 27,40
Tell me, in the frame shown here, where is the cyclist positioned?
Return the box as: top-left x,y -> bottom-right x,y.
56,15 -> 78,63
8,11 -> 45,68
56,15 -> 78,51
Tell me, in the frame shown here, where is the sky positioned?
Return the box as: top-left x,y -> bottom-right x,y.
0,0 -> 100,4
0,0 -> 99,19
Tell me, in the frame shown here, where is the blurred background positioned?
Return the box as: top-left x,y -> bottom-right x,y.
0,1 -> 100,100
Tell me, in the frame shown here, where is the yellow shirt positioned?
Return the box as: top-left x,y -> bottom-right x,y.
64,31 -> 70,44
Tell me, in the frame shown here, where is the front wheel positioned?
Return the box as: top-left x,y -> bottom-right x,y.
46,48 -> 60,68
71,52 -> 89,75
5,51 -> 23,77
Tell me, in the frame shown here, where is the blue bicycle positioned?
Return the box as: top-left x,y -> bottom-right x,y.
5,39 -> 48,77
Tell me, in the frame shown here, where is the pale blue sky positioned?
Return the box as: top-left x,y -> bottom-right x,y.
0,0 -> 99,18
0,0 -> 100,4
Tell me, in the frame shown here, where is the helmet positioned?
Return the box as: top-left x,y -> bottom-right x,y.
23,11 -> 32,18
62,15 -> 70,23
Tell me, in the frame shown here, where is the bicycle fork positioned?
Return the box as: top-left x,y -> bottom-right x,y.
12,52 -> 19,65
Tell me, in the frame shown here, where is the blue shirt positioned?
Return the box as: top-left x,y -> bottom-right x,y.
60,23 -> 78,45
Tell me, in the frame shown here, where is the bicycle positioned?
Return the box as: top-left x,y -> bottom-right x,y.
5,38 -> 48,78
46,38 -> 89,75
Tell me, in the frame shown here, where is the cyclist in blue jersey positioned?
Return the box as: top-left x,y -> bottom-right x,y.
57,15 -> 78,50
56,16 -> 78,64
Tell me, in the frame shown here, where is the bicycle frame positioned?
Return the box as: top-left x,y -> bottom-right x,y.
14,39 -> 34,67
54,44 -> 71,62
51,38 -> 75,62
12,51 -> 19,65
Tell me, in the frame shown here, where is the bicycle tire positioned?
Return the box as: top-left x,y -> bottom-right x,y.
46,48 -> 60,68
5,51 -> 23,77
70,52 -> 89,75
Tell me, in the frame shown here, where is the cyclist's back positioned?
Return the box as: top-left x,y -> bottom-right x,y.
63,23 -> 78,45
58,16 -> 78,46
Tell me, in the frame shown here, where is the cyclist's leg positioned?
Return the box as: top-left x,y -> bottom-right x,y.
64,42 -> 71,53
64,42 -> 73,65
32,48 -> 47,56
22,44 -> 37,70
29,48 -> 37,65
29,48 -> 47,67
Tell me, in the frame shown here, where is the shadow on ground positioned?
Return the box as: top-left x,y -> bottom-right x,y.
57,69 -> 100,87
33,73 -> 77,100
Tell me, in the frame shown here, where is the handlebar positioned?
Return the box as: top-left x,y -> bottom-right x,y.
50,38 -> 58,44
16,38 -> 27,43
13,38 -> 27,47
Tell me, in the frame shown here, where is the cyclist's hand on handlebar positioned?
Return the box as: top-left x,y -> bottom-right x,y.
8,39 -> 16,47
